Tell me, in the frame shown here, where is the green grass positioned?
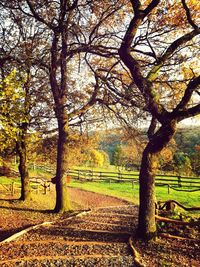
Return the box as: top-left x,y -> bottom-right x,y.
69,179 -> 200,208
70,180 -> 139,203
2,164 -> 200,210
29,169 -> 53,180
72,165 -> 141,175
0,176 -> 20,184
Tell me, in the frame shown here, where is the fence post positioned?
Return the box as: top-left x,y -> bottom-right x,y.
36,184 -> 39,194
168,184 -> 170,194
118,171 -> 121,182
43,183 -> 46,195
11,182 -> 14,196
178,176 -> 182,187
43,182 -> 50,194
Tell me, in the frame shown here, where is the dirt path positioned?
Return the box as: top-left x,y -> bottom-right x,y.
0,205 -> 138,266
0,188 -> 199,266
0,187 -> 130,241
69,187 -> 131,209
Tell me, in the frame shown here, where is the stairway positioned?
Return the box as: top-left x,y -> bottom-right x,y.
0,205 -> 138,266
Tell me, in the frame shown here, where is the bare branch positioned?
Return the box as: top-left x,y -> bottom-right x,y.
119,0 -> 166,122
147,29 -> 200,82
177,103 -> 200,121
130,0 -> 141,13
26,0 -> 55,30
173,75 -> 200,114
143,0 -> 160,16
68,76 -> 99,118
181,0 -> 199,30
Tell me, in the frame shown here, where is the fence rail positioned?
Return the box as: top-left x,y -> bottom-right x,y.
0,178 -> 52,196
1,166 -> 199,196
68,169 -> 200,189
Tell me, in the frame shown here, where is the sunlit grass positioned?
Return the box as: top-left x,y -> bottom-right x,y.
69,180 -> 139,204
0,176 -> 20,184
69,179 -> 200,208
72,165 -> 139,174
2,164 -> 200,211
29,169 -> 53,180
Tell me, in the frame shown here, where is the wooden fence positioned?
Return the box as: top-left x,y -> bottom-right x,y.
67,169 -> 200,191
1,166 -> 200,196
0,177 -> 51,196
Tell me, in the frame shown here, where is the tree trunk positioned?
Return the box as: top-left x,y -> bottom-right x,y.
137,120 -> 177,240
54,112 -> 72,213
16,124 -> 31,201
137,147 -> 157,239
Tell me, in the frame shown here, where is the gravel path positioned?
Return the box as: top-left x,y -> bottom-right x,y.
0,205 -> 138,266
1,188 -> 199,266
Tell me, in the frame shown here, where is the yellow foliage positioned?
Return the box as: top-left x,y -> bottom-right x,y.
0,69 -> 26,149
160,147 -> 173,164
90,149 -> 105,167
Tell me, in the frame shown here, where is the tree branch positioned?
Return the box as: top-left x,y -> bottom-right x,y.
144,0 -> 160,16
68,76 -> 99,118
119,0 -> 167,122
26,0 -> 55,30
173,75 -> 200,113
147,29 -> 200,82
176,103 -> 200,121
181,0 -> 199,30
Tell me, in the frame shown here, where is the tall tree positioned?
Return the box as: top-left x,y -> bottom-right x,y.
118,0 -> 200,239
0,7 -> 54,200
0,0 -> 126,212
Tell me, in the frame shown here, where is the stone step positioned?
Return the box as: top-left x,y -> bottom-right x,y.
12,227 -> 131,243
66,221 -> 133,233
0,240 -> 131,261
90,211 -> 137,219
55,216 -> 136,227
1,254 -> 135,267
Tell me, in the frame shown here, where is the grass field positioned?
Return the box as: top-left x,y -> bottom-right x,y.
1,165 -> 200,211
69,179 -> 200,209
0,176 -> 20,184
29,169 -> 53,179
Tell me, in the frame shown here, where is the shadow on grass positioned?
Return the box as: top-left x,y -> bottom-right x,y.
0,204 -> 54,214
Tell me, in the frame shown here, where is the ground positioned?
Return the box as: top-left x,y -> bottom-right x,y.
0,187 -> 199,266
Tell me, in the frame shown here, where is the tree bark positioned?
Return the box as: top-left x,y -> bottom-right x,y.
54,109 -> 72,213
137,147 -> 157,239
137,120 -> 177,239
16,123 -> 31,201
